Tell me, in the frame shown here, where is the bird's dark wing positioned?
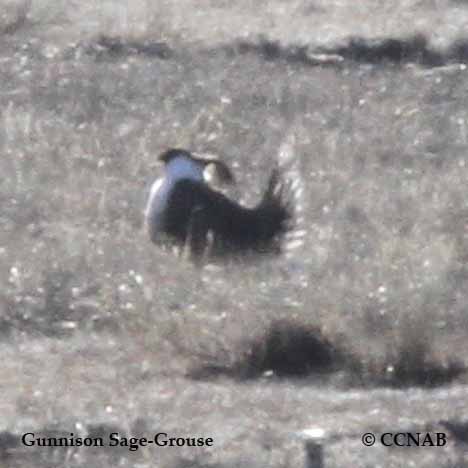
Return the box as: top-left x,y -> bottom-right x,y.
162,179 -> 231,240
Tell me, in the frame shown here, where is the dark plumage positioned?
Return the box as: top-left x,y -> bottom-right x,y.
145,148 -> 294,264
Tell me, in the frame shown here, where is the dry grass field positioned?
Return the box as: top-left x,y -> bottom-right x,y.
2,0 -> 468,467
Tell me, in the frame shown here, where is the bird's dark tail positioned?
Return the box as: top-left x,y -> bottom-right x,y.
257,168 -> 290,238
253,158 -> 305,253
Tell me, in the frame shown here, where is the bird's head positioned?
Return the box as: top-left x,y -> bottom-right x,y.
158,148 -> 235,186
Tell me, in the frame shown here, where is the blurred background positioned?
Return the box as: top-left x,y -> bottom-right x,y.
1,1 -> 468,467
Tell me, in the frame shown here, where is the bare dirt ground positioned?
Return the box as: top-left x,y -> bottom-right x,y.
2,0 -> 468,467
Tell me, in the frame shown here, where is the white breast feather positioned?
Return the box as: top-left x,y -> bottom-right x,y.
145,156 -> 205,234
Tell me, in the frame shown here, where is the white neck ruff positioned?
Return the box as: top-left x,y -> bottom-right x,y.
145,155 -> 204,229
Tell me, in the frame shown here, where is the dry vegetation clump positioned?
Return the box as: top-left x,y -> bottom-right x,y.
242,319 -> 345,378
182,291 -> 466,388
187,318 -> 351,381
344,308 -> 468,388
382,320 -> 466,388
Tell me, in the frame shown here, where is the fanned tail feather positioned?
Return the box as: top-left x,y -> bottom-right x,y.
277,132 -> 307,257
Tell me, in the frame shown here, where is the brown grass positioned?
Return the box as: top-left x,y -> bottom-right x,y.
2,1 -> 468,467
